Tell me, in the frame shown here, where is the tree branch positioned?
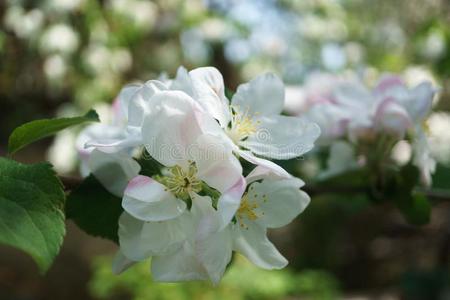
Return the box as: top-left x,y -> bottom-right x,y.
60,176 -> 82,191
59,175 -> 450,201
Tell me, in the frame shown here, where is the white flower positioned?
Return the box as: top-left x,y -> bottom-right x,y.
139,90 -> 245,227
73,66 -> 319,283
170,67 -> 321,177
81,80 -> 166,153
115,190 -> 234,284
150,194 -> 232,284
230,167 -> 310,270
76,83 -> 157,194
300,71 -> 437,184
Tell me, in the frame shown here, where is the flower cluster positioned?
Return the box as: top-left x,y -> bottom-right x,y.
286,72 -> 437,185
77,67 -> 321,283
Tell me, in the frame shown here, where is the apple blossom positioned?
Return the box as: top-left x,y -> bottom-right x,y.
230,166 -> 310,270
168,66 -> 321,177
295,71 -> 437,184
73,66 -> 319,283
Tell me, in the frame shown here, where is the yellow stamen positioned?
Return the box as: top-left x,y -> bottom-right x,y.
163,163 -> 202,200
236,193 -> 260,229
226,106 -> 259,143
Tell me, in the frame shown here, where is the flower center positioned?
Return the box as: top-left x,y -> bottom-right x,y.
236,193 -> 260,228
163,163 -> 202,200
226,107 -> 259,144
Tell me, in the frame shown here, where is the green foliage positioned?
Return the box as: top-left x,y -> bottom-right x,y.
392,165 -> 431,226
0,158 -> 65,273
89,255 -> 341,300
8,110 -> 99,154
66,175 -> 123,243
397,193 -> 431,226
431,163 -> 450,190
401,268 -> 450,300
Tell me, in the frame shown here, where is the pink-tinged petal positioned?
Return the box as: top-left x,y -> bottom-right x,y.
231,73 -> 285,116
375,75 -> 405,93
238,150 -> 292,179
122,175 -> 186,221
374,97 -> 412,137
189,67 -> 231,127
216,175 -> 246,230
142,91 -> 207,168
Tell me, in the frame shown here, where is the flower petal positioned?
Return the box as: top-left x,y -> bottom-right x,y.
190,193 -> 233,284
151,241 -> 208,282
112,250 -> 136,274
169,66 -> 194,96
374,97 -> 412,137
118,212 -> 189,261
193,134 -> 243,193
142,90 -> 207,168
237,150 -> 292,179
189,67 -> 231,127
245,165 -> 292,183
248,178 -> 310,228
412,128 -> 436,186
232,222 -> 287,270
242,115 -> 321,159
115,83 -> 142,123
318,141 -> 358,179
88,149 -> 141,197
122,175 -> 186,221
127,80 -> 167,128
231,73 -> 284,116
305,103 -> 351,141
195,222 -> 232,284
408,82 -> 435,121
216,176 -> 246,229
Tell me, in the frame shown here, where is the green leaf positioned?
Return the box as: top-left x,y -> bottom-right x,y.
0,158 -> 66,273
66,175 -> 123,243
8,110 -> 99,154
397,193 -> 431,226
315,168 -> 369,188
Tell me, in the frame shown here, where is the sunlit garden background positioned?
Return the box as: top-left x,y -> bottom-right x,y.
1,0 -> 450,299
